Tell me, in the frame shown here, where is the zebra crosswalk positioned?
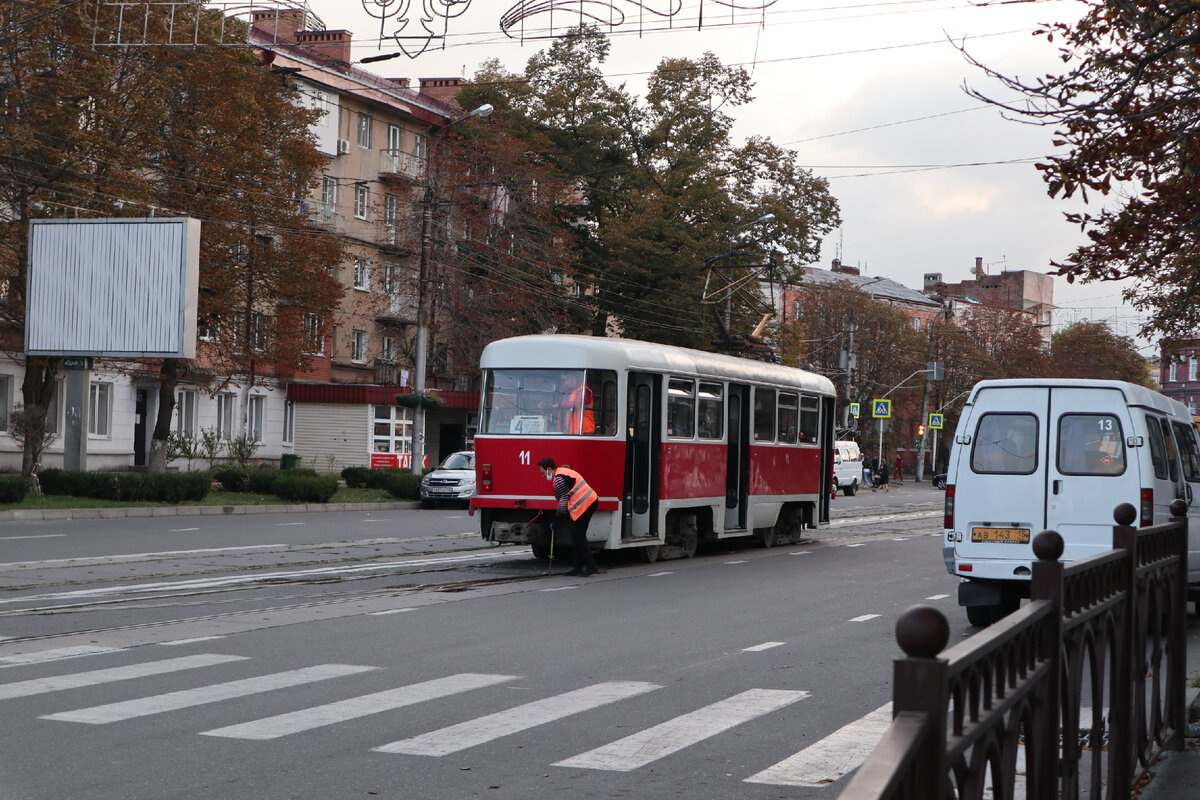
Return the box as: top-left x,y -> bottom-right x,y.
1,649 -> 893,787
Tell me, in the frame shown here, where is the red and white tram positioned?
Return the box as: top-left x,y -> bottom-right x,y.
471,335 -> 838,561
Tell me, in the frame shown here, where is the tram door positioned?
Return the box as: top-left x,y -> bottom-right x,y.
623,372 -> 661,538
725,383 -> 751,530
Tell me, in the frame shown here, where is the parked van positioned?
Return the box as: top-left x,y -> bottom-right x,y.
942,379 -> 1200,626
833,440 -> 864,496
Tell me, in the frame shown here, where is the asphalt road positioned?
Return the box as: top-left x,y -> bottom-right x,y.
0,483 -> 956,800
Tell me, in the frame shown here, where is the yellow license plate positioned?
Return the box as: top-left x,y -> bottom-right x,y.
971,527 -> 1030,543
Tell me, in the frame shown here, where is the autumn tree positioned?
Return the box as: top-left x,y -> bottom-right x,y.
459,27 -> 840,349
0,1 -> 343,472
1050,320 -> 1153,384
965,1 -> 1200,340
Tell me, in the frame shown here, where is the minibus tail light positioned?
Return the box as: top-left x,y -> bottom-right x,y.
481,463 -> 492,492
944,484 -> 955,530
1140,488 -> 1153,527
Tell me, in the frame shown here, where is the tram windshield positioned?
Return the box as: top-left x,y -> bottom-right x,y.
482,369 -> 618,436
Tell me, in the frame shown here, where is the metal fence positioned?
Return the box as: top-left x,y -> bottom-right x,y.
839,501 -> 1189,800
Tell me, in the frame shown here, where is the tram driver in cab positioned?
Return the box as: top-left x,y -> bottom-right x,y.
556,372 -> 596,434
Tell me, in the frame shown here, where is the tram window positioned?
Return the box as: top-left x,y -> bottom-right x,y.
697,382 -> 724,439
667,378 -> 695,438
777,393 -> 798,444
481,368 -> 616,436
799,395 -> 820,443
591,371 -> 619,436
754,388 -> 776,441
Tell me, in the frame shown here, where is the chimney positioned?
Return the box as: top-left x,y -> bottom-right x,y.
295,29 -> 353,66
419,77 -> 465,104
974,256 -> 985,277
830,258 -> 842,272
250,9 -> 308,44
923,272 -> 943,289
387,77 -> 411,89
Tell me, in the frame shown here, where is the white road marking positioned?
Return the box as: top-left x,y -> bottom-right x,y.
788,551 -> 812,555
0,654 -> 247,701
41,664 -> 377,724
925,594 -> 950,601
275,522 -> 305,527
724,560 -> 747,565
0,544 -> 289,569
367,608 -> 416,616
157,636 -> 226,646
203,673 -> 519,741
168,528 -> 200,533
745,702 -> 892,786
0,646 -> 122,667
742,642 -> 785,652
0,534 -> 65,540
555,688 -> 809,771
540,586 -> 577,592
892,537 -> 907,541
849,614 -> 881,622
375,681 -> 659,756
828,511 -> 940,528
647,571 -> 673,577
846,543 -> 867,548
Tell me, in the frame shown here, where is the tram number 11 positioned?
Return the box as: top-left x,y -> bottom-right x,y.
519,450 -> 531,465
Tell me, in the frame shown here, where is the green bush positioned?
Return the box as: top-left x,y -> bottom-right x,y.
246,466 -> 281,494
35,470 -> 209,502
341,466 -> 372,488
272,473 -> 338,503
0,476 -> 28,504
213,467 -> 251,492
385,471 -> 423,500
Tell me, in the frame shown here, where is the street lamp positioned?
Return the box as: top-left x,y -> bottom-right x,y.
411,103 -> 493,475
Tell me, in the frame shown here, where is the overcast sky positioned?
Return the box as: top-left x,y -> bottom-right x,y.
302,0 -> 1150,351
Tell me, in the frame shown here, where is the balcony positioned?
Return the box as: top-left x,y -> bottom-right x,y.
380,149 -> 425,180
374,358 -> 408,386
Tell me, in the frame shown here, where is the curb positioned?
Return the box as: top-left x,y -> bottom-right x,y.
0,500 -> 422,522
1134,686 -> 1200,799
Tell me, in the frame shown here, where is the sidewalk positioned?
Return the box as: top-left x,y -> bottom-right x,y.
0,499 -> 421,522
1136,622 -> 1200,799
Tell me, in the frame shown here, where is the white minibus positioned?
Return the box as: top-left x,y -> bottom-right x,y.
942,379 -> 1200,625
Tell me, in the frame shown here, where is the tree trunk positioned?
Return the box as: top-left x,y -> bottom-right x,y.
20,357 -> 58,476
147,358 -> 181,474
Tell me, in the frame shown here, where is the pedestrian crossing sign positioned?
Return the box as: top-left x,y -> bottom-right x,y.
929,413 -> 944,430
872,399 -> 891,418
849,402 -> 860,419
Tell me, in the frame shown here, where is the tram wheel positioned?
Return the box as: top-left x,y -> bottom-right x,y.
639,544 -> 661,563
758,527 -> 776,548
531,543 -> 551,561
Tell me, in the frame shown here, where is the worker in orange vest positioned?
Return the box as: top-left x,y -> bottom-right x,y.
557,372 -> 595,434
538,456 -> 599,576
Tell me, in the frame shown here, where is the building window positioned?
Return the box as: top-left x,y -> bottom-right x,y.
246,395 -> 264,442
384,193 -> 397,227
87,382 -> 112,437
303,313 -> 324,355
911,317 -> 921,330
373,403 -> 412,456
175,389 -> 197,435
0,374 -> 10,430
216,393 -> 236,439
320,176 -> 337,218
283,400 -> 295,444
354,257 -> 370,290
387,123 -> 402,154
354,183 -> 368,219
351,329 -> 368,363
1170,361 -> 1179,382
198,316 -> 220,342
357,112 -> 372,148
414,133 -> 427,161
384,262 -> 401,294
1189,356 -> 1198,381
381,336 -> 397,361
253,312 -> 270,352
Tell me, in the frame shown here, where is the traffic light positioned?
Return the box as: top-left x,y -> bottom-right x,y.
917,423 -> 925,437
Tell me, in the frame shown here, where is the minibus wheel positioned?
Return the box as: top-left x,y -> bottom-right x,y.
844,480 -> 858,497
966,605 -> 993,627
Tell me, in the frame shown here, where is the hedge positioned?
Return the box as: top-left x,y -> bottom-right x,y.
37,469 -> 211,502
0,476 -> 28,504
385,471 -> 423,500
272,473 -> 338,503
341,466 -> 372,488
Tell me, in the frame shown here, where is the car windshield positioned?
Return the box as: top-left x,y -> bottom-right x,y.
440,453 -> 473,470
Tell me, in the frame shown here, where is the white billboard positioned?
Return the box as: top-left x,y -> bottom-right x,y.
25,218 -> 200,358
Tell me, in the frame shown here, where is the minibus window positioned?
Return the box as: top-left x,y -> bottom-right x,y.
754,388 -> 776,441
1057,414 -> 1125,476
697,382 -> 724,439
1146,415 -> 1169,479
777,393 -> 798,444
799,395 -> 820,443
1170,422 -> 1200,481
667,378 -> 695,438
1159,417 -> 1181,482
971,413 -> 1037,474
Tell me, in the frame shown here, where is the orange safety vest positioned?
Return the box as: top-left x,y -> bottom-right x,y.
555,467 -> 598,520
559,385 -> 596,434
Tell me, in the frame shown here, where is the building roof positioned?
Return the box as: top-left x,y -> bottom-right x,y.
797,267 -> 942,309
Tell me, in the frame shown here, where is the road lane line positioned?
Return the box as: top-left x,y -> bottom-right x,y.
925,594 -> 949,601
745,702 -> 892,786
276,522 -> 306,526
203,673 -> 519,741
647,571 -> 673,577
0,646 -> 121,667
742,642 -> 785,652
540,586 -> 577,592
0,544 -> 289,569
375,681 -> 659,757
724,560 -> 747,565
0,534 -> 66,540
849,614 -> 881,622
0,654 -> 247,700
157,636 -> 226,646
555,689 -> 808,771
367,608 -> 416,616
41,664 -> 377,724
168,528 -> 200,533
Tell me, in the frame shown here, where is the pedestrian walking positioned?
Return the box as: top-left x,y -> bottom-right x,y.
538,457 -> 600,576
894,453 -> 904,485
876,460 -> 891,493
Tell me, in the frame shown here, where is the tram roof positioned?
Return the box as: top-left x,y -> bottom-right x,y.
480,335 -> 836,395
